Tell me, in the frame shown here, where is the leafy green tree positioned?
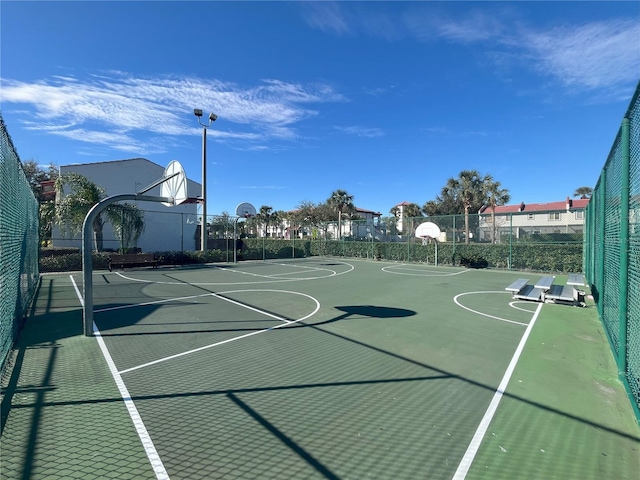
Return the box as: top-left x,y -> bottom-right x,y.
54,173 -> 144,252
484,175 -> 511,244
327,189 -> 355,239
20,159 -> 59,244
295,200 -> 333,238
21,159 -> 58,200
210,212 -> 232,239
573,186 -> 593,199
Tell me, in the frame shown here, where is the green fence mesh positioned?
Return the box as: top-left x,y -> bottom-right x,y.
0,113 -> 40,371
231,212 -> 583,273
586,81 -> 640,422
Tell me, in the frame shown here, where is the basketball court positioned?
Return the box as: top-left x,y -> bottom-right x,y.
2,257 -> 638,479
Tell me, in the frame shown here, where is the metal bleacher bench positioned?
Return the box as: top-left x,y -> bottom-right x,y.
505,276 -> 554,302
505,274 -> 586,306
567,273 -> 585,287
545,285 -> 576,303
108,253 -> 158,272
506,278 -> 529,296
505,278 -> 543,302
545,273 -> 586,305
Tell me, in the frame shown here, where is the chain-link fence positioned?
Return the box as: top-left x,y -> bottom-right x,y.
585,82 -> 640,423
0,114 -> 39,371
232,213 -> 583,273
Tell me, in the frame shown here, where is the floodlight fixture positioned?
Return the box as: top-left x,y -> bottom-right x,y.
193,109 -> 219,251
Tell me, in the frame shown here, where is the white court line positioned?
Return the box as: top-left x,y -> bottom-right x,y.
118,289 -> 320,374
509,301 -> 539,313
453,291 -> 528,326
69,276 -> 169,480
95,293 -> 215,313
381,265 -> 470,277
114,261 -> 354,285
452,302 -> 544,480
210,292 -> 291,323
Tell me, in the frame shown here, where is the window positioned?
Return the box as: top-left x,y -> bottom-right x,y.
575,211 -> 584,220
527,214 -> 535,220
549,212 -> 561,221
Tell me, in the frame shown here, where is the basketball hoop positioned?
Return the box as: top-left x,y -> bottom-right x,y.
415,222 -> 441,240
415,222 -> 442,266
236,202 -> 257,219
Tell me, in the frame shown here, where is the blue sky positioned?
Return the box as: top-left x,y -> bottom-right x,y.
1,1 -> 639,217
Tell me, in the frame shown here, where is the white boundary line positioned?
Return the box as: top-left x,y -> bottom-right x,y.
381,265 -> 470,277
69,276 -> 169,480
453,291 -> 529,326
452,302 -> 544,479
114,261 -> 355,286
117,289 -> 320,374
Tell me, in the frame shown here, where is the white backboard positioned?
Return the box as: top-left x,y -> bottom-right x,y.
160,160 -> 188,207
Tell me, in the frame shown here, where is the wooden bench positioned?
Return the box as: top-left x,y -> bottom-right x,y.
108,253 -> 158,272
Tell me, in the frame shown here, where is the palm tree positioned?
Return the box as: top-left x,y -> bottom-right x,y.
327,189 -> 354,239
573,186 -> 593,199
55,173 -> 107,249
483,175 -> 511,244
257,205 -> 273,237
109,203 -> 145,253
446,170 -> 484,244
54,173 -> 144,251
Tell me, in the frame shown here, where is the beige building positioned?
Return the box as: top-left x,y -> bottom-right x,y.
478,197 -> 589,242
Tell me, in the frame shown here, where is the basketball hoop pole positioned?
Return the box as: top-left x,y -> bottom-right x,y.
81,193 -> 171,336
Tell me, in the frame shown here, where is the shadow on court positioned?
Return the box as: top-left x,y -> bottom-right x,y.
2,274 -> 639,480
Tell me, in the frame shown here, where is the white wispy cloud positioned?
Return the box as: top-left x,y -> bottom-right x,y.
301,2 -> 350,35
0,72 -> 345,154
304,4 -> 639,95
335,125 -> 385,138
517,19 -> 640,93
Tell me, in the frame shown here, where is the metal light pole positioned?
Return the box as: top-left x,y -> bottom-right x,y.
194,109 -> 217,251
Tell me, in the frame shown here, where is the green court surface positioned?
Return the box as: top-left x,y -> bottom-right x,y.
1,258 -> 639,479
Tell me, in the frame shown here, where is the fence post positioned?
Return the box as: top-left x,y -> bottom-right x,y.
452,215 -> 456,261
509,213 -> 513,270
618,117 -> 630,376
597,169 -> 606,320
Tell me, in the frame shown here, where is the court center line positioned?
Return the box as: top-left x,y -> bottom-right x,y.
452,302 -> 544,480
69,275 -> 169,480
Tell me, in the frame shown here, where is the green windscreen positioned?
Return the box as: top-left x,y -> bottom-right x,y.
585,82 -> 640,422
0,114 -> 40,371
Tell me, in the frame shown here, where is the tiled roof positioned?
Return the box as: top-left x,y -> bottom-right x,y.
491,198 -> 589,214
